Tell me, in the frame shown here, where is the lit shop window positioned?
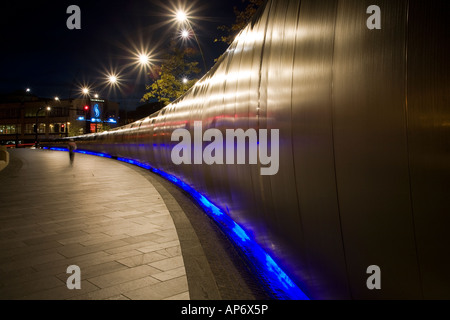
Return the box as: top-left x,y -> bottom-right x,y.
0,125 -> 18,135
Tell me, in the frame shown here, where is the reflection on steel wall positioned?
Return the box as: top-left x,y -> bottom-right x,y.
74,0 -> 450,299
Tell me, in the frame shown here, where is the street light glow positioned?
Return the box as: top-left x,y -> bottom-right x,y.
109,75 -> 117,84
181,29 -> 189,38
102,70 -> 122,90
172,6 -> 207,73
138,53 -> 150,65
176,10 -> 187,23
101,69 -> 124,96
54,96 -> 59,101
82,87 -> 89,95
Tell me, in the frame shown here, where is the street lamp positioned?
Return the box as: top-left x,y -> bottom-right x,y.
135,52 -> 152,70
181,29 -> 190,39
81,86 -> 92,134
174,9 -> 207,73
102,70 -> 122,89
176,10 -> 187,23
108,75 -> 117,85
102,71 -> 122,100
35,106 -> 51,148
15,88 -> 32,148
139,54 -> 149,66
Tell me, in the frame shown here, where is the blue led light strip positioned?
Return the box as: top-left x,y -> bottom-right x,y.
42,147 -> 68,152
44,147 -> 309,300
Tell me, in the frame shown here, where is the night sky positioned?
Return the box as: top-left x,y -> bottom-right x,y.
0,0 -> 244,110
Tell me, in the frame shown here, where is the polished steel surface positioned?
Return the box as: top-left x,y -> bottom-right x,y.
332,0 -> 420,299
68,0 -> 450,299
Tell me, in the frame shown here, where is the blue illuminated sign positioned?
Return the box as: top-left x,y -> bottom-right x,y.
93,103 -> 101,118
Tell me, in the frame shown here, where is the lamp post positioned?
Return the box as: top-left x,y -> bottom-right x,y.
108,75 -> 117,85
176,10 -> 207,73
138,54 -> 150,66
81,87 -> 92,134
17,88 -> 32,148
53,96 -> 67,137
34,105 -> 51,148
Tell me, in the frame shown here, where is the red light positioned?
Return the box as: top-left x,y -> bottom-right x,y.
84,105 -> 89,111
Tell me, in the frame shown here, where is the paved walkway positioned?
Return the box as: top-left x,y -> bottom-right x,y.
0,148 -> 270,300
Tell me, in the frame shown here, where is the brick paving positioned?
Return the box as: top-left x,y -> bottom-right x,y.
0,148 -> 270,300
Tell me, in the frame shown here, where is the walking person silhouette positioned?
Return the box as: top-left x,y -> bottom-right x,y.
68,139 -> 77,165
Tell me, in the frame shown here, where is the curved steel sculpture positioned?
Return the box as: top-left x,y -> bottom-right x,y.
69,0 -> 450,299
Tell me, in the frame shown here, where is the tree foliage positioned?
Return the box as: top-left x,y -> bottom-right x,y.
142,41 -> 201,106
215,0 -> 265,45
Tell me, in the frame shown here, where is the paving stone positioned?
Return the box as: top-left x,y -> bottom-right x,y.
0,148 -> 269,300
0,149 -> 188,300
116,252 -> 168,268
149,256 -> 185,272
70,276 -> 161,300
152,266 -> 187,282
124,276 -> 189,300
20,280 -> 100,300
85,264 -> 161,288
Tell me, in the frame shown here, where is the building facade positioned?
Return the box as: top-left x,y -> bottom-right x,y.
0,91 -> 119,146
